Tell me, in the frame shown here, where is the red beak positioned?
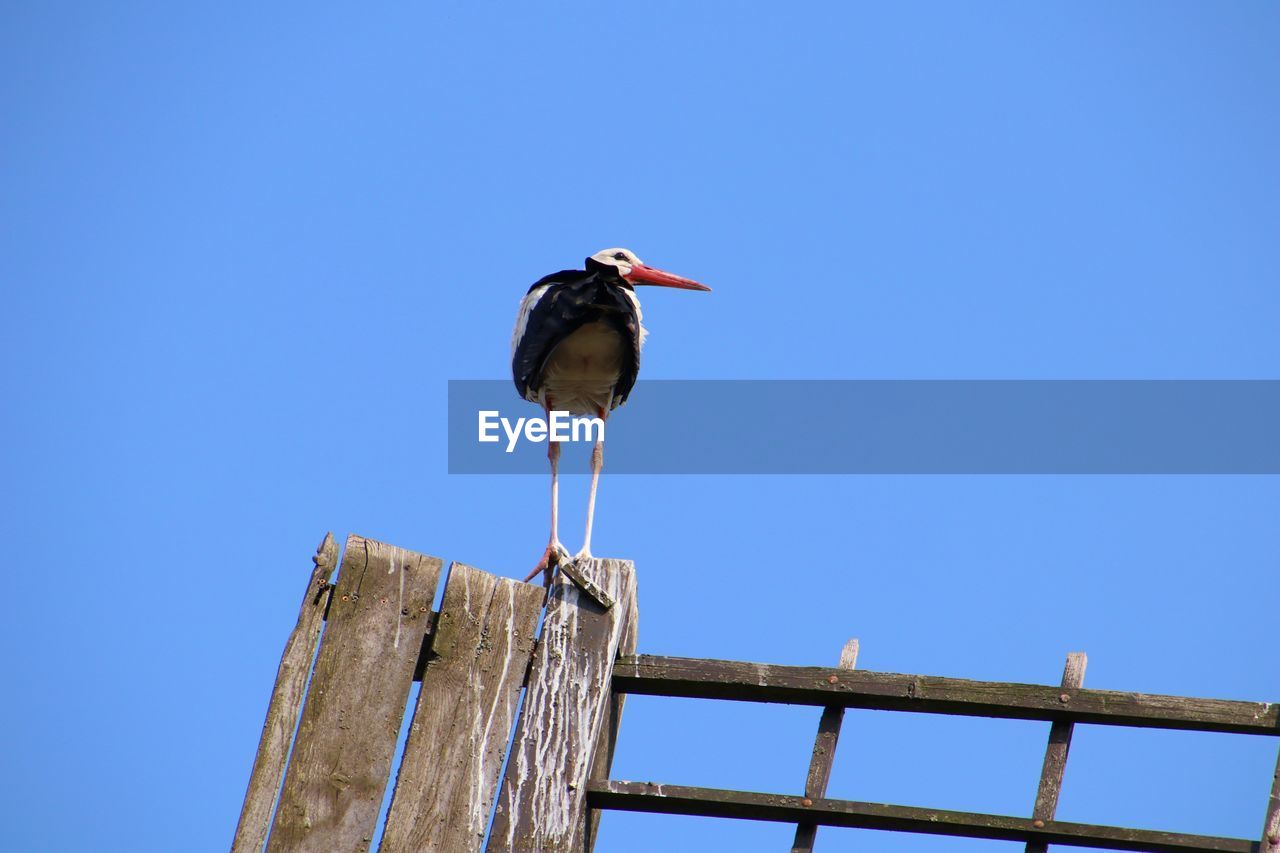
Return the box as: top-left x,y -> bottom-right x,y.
624,263 -> 711,292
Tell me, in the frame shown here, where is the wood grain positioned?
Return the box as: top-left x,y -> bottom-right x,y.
268,535 -> 443,853
487,558 -> 637,853
1262,744 -> 1280,853
583,571 -> 639,851
380,563 -> 544,852
232,533 -> 338,853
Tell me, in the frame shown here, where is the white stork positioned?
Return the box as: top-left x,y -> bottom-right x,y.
511,248 -> 710,584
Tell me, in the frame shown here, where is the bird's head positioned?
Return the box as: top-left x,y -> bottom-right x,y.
586,247 -> 711,291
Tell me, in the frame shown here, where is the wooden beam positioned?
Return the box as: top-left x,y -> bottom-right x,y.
613,655 -> 1280,736
380,563 -> 544,852
587,780 -> 1253,853
233,533 -> 338,853
792,638 -> 859,853
268,535 -> 443,853
487,559 -> 638,853
1026,652 -> 1087,853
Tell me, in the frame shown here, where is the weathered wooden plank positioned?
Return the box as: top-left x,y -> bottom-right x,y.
487,558 -> 638,853
583,574 -> 640,851
613,655 -> 1280,736
380,563 -> 544,852
233,533 -> 339,853
792,638 -> 859,853
1026,652 -> 1087,853
587,780 -> 1254,853
560,557 -> 616,610
268,535 -> 443,853
1262,744 -> 1280,853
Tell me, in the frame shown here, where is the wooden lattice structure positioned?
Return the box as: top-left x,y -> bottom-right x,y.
234,534 -> 1280,852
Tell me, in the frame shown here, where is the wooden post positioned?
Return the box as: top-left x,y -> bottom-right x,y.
380,563 -> 544,852
1025,652 -> 1087,853
233,533 -> 339,853
268,535 -> 443,853
792,638 -> 859,853
583,572 -> 640,851
487,558 -> 638,853
1262,744 -> 1280,853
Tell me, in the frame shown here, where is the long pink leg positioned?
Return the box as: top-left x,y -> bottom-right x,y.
523,409 -> 566,585
575,407 -> 608,561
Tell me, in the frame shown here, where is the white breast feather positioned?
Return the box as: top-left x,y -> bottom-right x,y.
539,322 -> 625,414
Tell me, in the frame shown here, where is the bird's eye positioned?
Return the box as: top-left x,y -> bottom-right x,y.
613,252 -> 627,261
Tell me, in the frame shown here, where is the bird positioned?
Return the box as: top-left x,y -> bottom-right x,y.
511,248 -> 710,585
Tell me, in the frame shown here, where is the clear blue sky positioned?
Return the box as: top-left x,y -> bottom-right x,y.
2,3 -> 1277,851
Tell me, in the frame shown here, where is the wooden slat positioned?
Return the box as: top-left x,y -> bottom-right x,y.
487,558 -> 638,853
379,563 -> 544,852
233,533 -> 339,853
1026,652 -> 1087,853
584,574 -> 640,851
268,535 -> 443,853
1262,744 -> 1280,853
613,655 -> 1280,736
588,780 -> 1253,853
792,638 -> 859,853
561,557 -> 617,610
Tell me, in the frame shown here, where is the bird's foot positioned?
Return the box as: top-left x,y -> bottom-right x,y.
523,540 -> 570,587
572,546 -> 595,565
